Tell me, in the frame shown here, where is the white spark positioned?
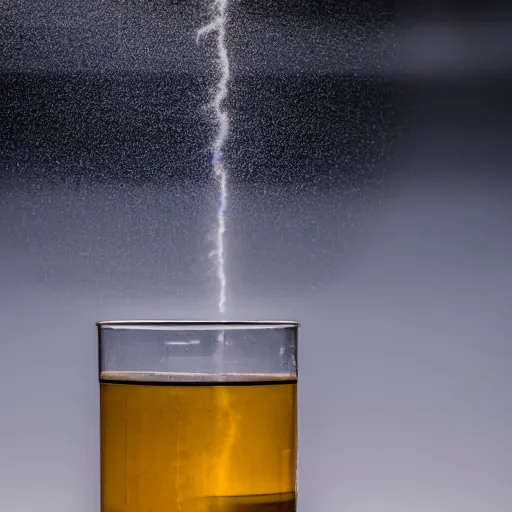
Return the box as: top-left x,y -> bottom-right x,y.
198,0 -> 230,315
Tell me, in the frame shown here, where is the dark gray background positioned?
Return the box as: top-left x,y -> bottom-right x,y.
1,1 -> 512,511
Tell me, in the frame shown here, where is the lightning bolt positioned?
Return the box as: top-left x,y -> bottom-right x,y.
197,0 -> 229,315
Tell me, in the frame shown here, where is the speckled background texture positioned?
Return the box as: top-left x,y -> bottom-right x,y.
1,1 -> 512,511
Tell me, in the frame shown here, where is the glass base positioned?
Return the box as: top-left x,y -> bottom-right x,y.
190,492 -> 296,512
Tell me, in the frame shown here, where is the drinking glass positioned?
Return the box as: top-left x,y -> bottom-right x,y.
98,321 -> 298,512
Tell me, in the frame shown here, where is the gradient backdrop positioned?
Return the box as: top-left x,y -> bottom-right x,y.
1,1 -> 512,511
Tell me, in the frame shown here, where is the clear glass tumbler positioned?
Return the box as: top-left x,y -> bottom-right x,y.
98,321 -> 298,512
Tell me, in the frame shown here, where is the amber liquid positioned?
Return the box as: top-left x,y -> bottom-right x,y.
100,372 -> 297,512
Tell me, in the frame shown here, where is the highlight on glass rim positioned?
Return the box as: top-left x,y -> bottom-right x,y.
98,321 -> 299,512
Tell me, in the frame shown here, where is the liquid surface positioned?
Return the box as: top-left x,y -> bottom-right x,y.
101,371 -> 295,383
100,373 -> 297,512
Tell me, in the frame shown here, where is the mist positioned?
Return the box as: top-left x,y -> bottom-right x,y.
2,0 -> 512,511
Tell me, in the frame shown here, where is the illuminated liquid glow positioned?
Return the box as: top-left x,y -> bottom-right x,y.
100,373 -> 297,512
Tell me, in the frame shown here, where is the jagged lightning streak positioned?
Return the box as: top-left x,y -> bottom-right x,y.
197,0 -> 229,314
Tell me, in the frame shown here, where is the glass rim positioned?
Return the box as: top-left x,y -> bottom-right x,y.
97,320 -> 300,331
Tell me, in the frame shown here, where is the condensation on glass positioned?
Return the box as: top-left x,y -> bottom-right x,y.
98,321 -> 299,512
